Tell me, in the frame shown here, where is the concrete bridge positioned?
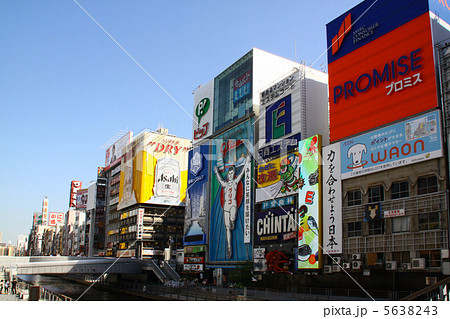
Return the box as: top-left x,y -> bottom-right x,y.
0,256 -> 180,282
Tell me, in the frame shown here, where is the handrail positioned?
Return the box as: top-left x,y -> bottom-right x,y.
400,277 -> 450,301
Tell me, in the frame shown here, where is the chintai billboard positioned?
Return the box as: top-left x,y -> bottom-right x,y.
209,119 -> 253,263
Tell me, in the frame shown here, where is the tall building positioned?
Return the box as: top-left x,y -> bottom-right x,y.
185,48 -> 329,282
319,0 -> 450,290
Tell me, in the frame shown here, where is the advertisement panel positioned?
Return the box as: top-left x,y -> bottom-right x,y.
105,131 -> 132,170
193,80 -> 214,144
255,152 -> 303,203
209,120 -> 253,263
69,181 -> 82,209
255,204 -> 297,244
322,143 -> 343,255
297,135 -> 322,269
118,132 -> 191,209
184,145 -> 209,246
76,189 -> 88,210
340,110 -> 442,179
327,2 -> 437,142
48,212 -> 64,227
258,70 -> 302,146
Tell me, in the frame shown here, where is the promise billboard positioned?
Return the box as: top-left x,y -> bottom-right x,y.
327,0 -> 437,142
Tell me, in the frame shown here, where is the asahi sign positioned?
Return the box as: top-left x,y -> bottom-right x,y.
193,79 -> 214,144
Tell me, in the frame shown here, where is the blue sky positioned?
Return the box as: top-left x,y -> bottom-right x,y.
0,0 -> 360,244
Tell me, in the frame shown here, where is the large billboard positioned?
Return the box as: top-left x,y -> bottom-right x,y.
209,120 -> 253,263
327,1 -> 437,141
118,132 -> 191,209
258,70 -> 302,148
322,143 -> 342,255
48,212 -> 64,227
105,131 -> 133,170
184,144 -> 210,246
297,135 -> 322,269
255,202 -> 297,244
69,181 -> 82,209
340,110 -> 443,179
76,189 -> 88,210
193,80 -> 214,145
255,152 -> 303,203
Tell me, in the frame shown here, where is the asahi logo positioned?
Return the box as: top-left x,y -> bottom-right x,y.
157,173 -> 179,184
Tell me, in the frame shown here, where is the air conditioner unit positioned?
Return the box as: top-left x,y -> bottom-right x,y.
352,261 -> 362,269
352,253 -> 361,260
386,261 -> 397,270
324,265 -> 333,274
402,263 -> 412,270
412,258 -> 426,269
332,257 -> 342,265
343,263 -> 351,269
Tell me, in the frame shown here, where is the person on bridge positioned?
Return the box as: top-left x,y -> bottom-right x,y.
0,280 -> 3,294
11,279 -> 17,295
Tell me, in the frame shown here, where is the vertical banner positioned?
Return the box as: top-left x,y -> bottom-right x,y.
322,143 -> 342,254
298,135 -> 322,269
137,208 -> 144,240
184,145 -> 210,245
209,120 -> 253,262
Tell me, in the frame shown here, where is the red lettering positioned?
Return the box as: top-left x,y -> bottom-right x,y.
305,191 -> 315,204
401,143 -> 411,156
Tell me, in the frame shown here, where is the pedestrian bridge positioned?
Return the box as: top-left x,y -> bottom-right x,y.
0,256 -> 180,282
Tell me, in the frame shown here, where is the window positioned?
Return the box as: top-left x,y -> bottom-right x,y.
392,216 -> 410,233
418,212 -> 440,231
419,250 -> 441,268
391,181 -> 409,199
417,175 -> 438,195
368,185 -> 384,203
347,222 -> 362,237
347,190 -> 362,206
368,220 -> 384,235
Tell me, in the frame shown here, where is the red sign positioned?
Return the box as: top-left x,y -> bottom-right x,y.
184,257 -> 204,264
69,181 -> 82,208
328,13 -> 437,142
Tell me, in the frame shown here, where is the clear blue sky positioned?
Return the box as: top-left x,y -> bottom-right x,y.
0,0 -> 361,244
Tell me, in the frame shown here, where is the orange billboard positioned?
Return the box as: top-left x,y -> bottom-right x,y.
328,13 -> 438,142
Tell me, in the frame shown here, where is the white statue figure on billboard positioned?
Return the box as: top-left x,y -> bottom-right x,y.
214,154 -> 251,259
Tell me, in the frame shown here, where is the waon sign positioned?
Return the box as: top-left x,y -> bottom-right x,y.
327,1 -> 438,142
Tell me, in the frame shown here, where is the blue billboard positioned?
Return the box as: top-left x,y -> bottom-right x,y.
340,110 -> 443,179
184,145 -> 210,246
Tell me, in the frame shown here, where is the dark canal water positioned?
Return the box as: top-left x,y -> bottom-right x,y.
18,274 -> 150,301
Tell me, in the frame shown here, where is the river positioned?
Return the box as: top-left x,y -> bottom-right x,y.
18,274 -> 150,301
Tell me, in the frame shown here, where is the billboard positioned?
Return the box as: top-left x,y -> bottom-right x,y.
322,143 -> 342,255
327,1 -> 437,141
258,70 -> 302,147
105,131 -> 133,170
340,110 -> 443,179
41,198 -> 48,226
255,152 -> 303,203
255,203 -> 297,244
193,80 -> 214,144
118,132 -> 191,209
297,135 -> 322,269
48,212 -> 64,227
76,189 -> 88,209
69,181 -> 82,209
184,145 -> 210,246
209,120 -> 253,262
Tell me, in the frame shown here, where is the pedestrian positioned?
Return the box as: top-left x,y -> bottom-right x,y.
12,279 -> 17,295
0,280 -> 3,294
4,281 -> 9,294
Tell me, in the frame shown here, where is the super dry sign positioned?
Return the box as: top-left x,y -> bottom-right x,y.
327,3 -> 437,142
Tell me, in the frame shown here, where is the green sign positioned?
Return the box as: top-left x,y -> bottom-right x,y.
195,98 -> 210,124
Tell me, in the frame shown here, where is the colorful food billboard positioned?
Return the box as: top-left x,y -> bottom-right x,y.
184,144 -> 210,246
327,1 -> 437,141
340,110 -> 443,179
297,135 -> 322,269
209,120 -> 253,263
118,132 -> 191,209
255,152 -> 303,203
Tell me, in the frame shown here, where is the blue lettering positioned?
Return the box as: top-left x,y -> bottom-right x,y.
410,48 -> 422,71
373,63 -> 390,87
356,74 -> 372,93
397,55 -> 409,76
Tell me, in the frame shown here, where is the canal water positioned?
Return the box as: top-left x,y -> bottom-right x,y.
18,274 -> 150,301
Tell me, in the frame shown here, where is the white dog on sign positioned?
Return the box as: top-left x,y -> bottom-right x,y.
347,143 -> 367,169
